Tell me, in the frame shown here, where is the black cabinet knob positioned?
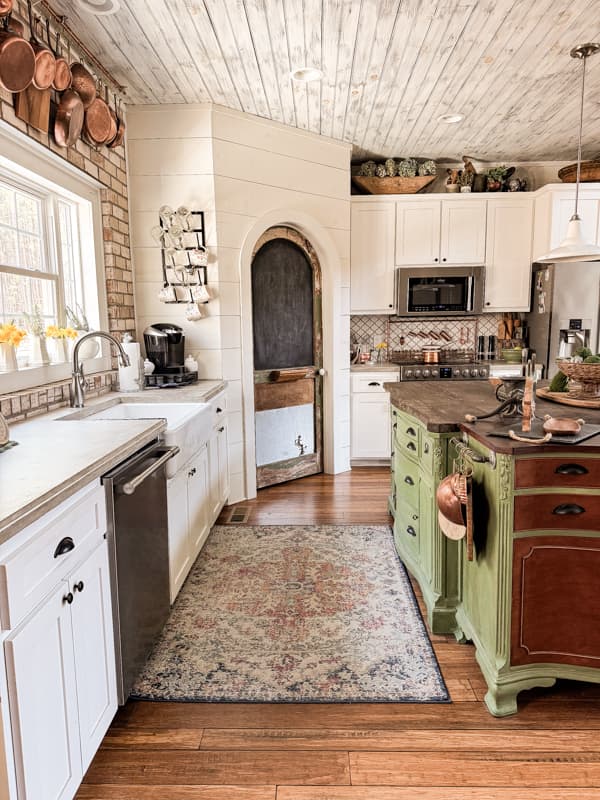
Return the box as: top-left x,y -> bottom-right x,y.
406,427 -> 416,436
218,426 -> 225,433
73,581 -> 84,593
63,592 -> 74,605
424,442 -> 430,454
442,257 -> 447,262
404,475 -> 414,486
433,257 -> 439,262
54,537 -> 75,558
406,526 -> 417,537
407,441 -> 416,451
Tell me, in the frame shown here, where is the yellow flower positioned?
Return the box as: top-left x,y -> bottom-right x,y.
0,323 -> 27,347
64,327 -> 78,339
46,325 -> 76,339
375,341 -> 387,350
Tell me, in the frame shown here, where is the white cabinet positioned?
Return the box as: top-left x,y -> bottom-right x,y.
395,199 -> 486,266
350,372 -> 397,461
209,422 -> 229,523
167,444 -> 210,604
484,198 -> 534,312
532,185 -> 600,261
350,202 -> 396,313
4,538 -> 116,800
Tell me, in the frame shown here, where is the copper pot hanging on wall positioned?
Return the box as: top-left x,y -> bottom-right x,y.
27,4 -> 55,90
83,82 -> 112,144
107,94 -> 126,148
0,14 -> 35,92
70,61 -> 96,108
54,88 -> 84,147
50,23 -> 70,92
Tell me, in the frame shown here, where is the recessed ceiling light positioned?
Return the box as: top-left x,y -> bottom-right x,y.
290,67 -> 323,83
75,0 -> 120,15
439,113 -> 464,124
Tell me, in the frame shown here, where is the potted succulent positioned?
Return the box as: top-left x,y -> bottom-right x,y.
486,165 -> 508,191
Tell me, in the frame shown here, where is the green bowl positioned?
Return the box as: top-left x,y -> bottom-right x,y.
501,348 -> 523,363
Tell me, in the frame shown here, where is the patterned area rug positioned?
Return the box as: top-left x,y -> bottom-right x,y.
132,525 -> 449,703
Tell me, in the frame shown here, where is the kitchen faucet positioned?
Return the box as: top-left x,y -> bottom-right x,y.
70,331 -> 130,408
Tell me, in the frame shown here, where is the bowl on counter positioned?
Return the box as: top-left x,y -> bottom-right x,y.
500,347 -> 523,364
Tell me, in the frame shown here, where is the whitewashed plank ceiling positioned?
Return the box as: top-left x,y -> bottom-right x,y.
48,0 -> 600,161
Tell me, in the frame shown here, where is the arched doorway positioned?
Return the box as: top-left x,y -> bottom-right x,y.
251,226 -> 323,489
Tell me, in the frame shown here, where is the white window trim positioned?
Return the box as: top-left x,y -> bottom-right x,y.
0,121 -> 112,395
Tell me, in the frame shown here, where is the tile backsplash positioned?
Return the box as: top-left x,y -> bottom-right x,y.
351,314 -> 505,360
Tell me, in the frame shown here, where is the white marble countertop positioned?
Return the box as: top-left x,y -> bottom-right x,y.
0,379 -> 227,545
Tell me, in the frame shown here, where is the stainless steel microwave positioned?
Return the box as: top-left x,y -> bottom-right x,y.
394,266 -> 485,316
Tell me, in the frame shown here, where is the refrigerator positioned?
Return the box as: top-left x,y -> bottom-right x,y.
527,262 -> 600,378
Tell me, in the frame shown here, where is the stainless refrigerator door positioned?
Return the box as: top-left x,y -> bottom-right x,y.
528,264 -> 554,378
550,261 -> 600,375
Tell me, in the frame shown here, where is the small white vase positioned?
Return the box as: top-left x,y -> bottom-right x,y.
29,335 -> 50,367
0,343 -> 18,373
48,338 -> 68,364
73,332 -> 100,360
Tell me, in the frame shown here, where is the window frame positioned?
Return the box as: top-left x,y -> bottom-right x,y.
0,120 -> 111,395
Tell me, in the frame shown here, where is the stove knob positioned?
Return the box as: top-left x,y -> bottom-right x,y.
414,369 -> 422,379
422,369 -> 431,378
479,368 -> 488,377
405,369 -> 413,378
470,368 -> 479,378
431,368 -> 439,378
462,369 -> 470,378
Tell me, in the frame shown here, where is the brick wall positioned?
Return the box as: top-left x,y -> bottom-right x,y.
0,39 -> 134,421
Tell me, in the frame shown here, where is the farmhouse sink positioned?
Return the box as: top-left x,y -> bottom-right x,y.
61,402 -> 213,477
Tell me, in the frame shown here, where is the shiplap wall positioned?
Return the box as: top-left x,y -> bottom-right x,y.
127,103 -> 352,502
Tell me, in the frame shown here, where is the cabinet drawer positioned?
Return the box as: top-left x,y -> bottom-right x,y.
514,492 -> 600,532
351,374 -> 393,393
420,432 -> 435,473
395,505 -> 420,557
0,481 -> 107,630
394,423 -> 419,460
395,453 -> 419,511
515,457 -> 600,489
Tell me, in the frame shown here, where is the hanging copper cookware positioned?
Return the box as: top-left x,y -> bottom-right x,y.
54,88 -> 84,147
0,14 -> 35,92
83,81 -> 112,145
108,94 -> 126,149
104,84 -> 117,145
49,22 -> 70,92
70,61 -> 96,108
0,1 -> 13,19
27,5 -> 55,91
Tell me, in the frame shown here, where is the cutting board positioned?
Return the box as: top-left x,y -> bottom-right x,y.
14,85 -> 51,133
488,419 -> 600,445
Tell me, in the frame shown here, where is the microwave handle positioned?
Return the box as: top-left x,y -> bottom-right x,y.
393,267 -> 398,314
466,273 -> 474,311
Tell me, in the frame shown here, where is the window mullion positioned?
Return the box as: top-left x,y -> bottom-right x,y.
50,195 -> 66,326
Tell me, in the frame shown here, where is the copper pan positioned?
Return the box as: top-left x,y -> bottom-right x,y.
108,94 -> 126,148
0,0 -> 13,18
54,88 -> 84,148
27,5 -> 55,90
70,61 -> 95,108
49,22 -> 70,92
83,82 -> 112,144
104,84 -> 117,145
0,15 -> 35,92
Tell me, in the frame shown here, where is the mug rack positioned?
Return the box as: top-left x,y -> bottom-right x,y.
160,210 -> 208,304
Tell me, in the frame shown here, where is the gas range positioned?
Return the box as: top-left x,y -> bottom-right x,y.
398,362 -> 490,381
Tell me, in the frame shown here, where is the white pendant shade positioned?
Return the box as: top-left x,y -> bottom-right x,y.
537,216 -> 600,263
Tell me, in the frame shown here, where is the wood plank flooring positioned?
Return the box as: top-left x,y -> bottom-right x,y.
78,468 -> 600,799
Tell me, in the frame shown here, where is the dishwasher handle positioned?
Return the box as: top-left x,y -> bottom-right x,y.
120,446 -> 180,496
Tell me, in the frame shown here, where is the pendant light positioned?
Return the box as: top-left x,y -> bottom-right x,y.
538,43 -> 600,263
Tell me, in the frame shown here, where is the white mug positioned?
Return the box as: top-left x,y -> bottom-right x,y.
190,246 -> 208,267
185,302 -> 203,321
192,284 -> 210,304
158,285 -> 177,303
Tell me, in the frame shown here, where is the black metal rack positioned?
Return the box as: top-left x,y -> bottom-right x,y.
160,210 -> 208,304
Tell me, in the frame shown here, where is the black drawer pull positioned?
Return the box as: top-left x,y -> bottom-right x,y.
555,463 -> 589,476
552,503 -> 585,515
404,475 -> 414,486
407,442 -> 417,451
393,422 -> 398,430
218,426 -> 225,433
54,537 -> 75,558
406,427 -> 416,436
406,526 -> 417,537
73,581 -> 84,593
368,381 -> 381,387
216,407 -> 223,413
63,592 -> 74,605
423,442 -> 430,454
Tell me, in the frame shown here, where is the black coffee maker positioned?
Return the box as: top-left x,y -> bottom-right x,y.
143,324 -> 195,386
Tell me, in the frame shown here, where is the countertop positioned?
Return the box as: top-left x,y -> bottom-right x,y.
384,379 -> 600,453
351,363 -> 400,372
0,379 -> 227,545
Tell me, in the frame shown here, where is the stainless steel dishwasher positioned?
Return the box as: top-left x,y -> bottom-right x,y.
103,440 -> 179,703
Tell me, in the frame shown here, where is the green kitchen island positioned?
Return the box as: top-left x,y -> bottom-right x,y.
385,380 -> 600,716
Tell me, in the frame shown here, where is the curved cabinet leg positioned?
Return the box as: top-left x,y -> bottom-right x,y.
484,677 -> 557,717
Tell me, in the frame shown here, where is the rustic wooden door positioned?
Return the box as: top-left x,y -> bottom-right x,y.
252,227 -> 323,489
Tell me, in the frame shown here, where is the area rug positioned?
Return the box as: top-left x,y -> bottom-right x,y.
131,524 -> 449,703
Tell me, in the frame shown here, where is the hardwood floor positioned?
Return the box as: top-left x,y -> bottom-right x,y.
78,468 -> 600,799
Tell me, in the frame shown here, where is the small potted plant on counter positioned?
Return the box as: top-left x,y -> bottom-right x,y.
66,304 -> 100,359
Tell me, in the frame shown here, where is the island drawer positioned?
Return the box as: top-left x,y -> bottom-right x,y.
515,457 -> 600,489
393,414 -> 420,461
514,492 -> 600,532
395,506 -> 420,557
0,481 -> 107,630
394,452 -> 419,511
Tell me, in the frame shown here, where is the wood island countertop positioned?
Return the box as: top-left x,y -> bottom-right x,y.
384,380 -> 600,454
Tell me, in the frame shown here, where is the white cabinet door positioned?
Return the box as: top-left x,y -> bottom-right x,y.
350,202 -> 396,313
395,200 -> 441,265
187,446 -> 210,558
208,431 -> 221,524
167,467 -> 191,603
351,394 -> 391,459
217,422 -> 230,507
554,197 -> 600,248
484,199 -> 533,312
70,542 -> 117,772
5,583 -> 80,800
441,200 -> 487,265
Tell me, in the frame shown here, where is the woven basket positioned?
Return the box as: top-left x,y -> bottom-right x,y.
557,359 -> 600,397
352,175 -> 436,195
557,161 -> 600,183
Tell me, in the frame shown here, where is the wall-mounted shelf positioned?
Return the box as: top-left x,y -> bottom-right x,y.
160,210 -> 208,304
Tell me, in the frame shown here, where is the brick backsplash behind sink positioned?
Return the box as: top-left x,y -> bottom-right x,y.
351,314 -> 505,358
0,5 -> 135,423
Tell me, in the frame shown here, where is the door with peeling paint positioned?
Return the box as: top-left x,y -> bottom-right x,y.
252,227 -> 323,489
